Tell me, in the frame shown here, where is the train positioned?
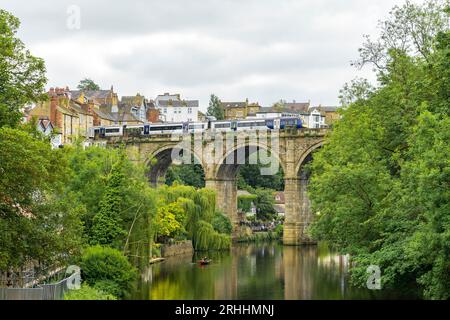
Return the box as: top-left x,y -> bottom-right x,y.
88,117 -> 302,138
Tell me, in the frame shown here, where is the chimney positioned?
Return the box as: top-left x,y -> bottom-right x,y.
50,96 -> 58,125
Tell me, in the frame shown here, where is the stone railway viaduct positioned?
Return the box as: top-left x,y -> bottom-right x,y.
93,128 -> 328,245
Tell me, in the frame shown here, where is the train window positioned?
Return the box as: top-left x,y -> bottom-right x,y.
214,123 -> 231,128
189,124 -> 204,129
105,128 -> 120,133
150,125 -> 183,131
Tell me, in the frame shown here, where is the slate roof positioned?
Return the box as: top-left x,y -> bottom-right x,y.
313,106 -> 339,112
158,100 -> 199,108
221,102 -> 247,109
70,90 -> 113,101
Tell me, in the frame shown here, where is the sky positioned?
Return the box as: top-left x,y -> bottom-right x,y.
2,0 -> 420,110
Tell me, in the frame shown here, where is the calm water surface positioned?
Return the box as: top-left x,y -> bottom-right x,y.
131,242 -> 410,300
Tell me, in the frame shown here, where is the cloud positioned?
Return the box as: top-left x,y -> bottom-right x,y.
1,0 -> 419,109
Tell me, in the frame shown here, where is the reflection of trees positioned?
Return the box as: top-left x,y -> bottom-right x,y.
282,243 -> 373,300
131,242 -> 379,300
234,243 -> 284,299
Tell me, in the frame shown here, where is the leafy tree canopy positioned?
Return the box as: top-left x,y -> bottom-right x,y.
0,10 -> 47,128
309,0 -> 450,299
77,78 -> 100,91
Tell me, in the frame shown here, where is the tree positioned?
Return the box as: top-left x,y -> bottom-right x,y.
250,188 -> 276,221
165,164 -> 205,188
237,163 -> 284,191
309,1 -> 450,299
352,0 -> 449,71
90,160 -> 128,247
0,127 -> 82,271
154,202 -> 185,242
206,94 -> 224,120
0,10 -> 47,128
77,78 -> 100,91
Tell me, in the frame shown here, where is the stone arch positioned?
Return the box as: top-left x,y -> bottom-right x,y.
211,141 -> 286,230
294,140 -> 324,178
214,142 -> 286,180
146,145 -> 205,187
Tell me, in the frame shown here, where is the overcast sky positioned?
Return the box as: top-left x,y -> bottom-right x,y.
2,0 -> 420,110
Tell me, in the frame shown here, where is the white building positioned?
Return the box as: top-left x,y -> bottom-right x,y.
154,93 -> 199,122
36,119 -> 62,149
307,108 -> 326,128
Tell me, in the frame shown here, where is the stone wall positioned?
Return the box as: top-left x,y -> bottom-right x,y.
160,240 -> 193,257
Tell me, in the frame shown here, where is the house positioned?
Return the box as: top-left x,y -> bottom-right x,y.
36,118 -> 62,149
29,87 -> 85,144
198,111 -> 207,122
222,99 -> 261,120
121,94 -> 148,123
145,100 -> 161,123
154,93 -> 199,122
70,86 -> 119,109
274,191 -> 285,204
314,105 -> 340,126
307,107 -> 326,128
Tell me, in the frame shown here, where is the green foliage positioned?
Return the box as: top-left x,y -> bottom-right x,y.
237,163 -> 284,191
80,246 -> 137,298
211,211 -> 233,235
165,164 -> 205,188
250,188 -> 276,221
154,202 -> 185,241
93,280 -> 122,297
309,3 -> 450,299
237,194 -> 257,213
236,231 -> 279,243
274,224 -> 283,239
195,220 -> 231,251
156,185 -> 230,251
64,284 -> 117,300
0,127 -> 82,271
63,145 -> 157,261
206,94 -> 224,120
77,78 -> 100,91
0,10 -> 47,128
90,160 -> 128,247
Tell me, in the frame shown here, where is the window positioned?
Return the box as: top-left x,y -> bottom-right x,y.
188,107 -> 192,114
314,115 -> 320,122
163,108 -> 167,113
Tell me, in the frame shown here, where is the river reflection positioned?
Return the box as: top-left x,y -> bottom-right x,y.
131,242 -> 405,300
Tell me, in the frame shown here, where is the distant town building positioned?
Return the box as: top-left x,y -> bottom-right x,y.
313,105 -> 340,126
154,93 -> 199,122
36,118 -> 62,149
29,87 -> 95,144
222,99 -> 261,120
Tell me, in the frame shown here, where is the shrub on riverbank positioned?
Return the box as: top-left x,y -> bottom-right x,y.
64,284 -> 117,300
80,246 -> 137,298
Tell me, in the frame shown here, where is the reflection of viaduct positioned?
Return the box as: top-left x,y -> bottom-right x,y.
93,128 -> 327,245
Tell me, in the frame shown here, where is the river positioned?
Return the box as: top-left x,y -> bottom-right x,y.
131,242 -> 411,300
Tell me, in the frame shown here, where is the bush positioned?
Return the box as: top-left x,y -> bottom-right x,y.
80,245 -> 137,298
93,280 -> 122,297
211,211 -> 232,235
64,284 -> 117,300
274,224 -> 283,239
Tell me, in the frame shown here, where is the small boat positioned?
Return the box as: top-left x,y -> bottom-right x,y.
198,259 -> 211,265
